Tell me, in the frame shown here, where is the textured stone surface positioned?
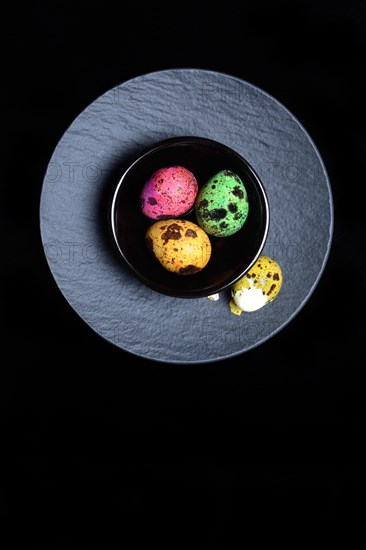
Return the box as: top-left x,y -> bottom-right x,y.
40,69 -> 333,364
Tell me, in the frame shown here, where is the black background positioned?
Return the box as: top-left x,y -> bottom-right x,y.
2,1 -> 366,549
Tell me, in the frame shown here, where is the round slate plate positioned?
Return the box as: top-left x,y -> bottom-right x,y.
40,69 -> 333,364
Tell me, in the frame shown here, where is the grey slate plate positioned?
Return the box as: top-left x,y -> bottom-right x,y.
40,69 -> 333,364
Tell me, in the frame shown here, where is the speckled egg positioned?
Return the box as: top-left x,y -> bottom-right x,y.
140,166 -> 198,219
145,219 -> 212,275
230,256 -> 283,314
195,170 -> 249,237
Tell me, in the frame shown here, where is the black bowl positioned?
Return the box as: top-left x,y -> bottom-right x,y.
110,136 -> 269,298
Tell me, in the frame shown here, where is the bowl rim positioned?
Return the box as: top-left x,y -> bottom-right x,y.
110,135 -> 270,298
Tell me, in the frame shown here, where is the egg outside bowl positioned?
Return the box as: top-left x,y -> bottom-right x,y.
110,136 -> 269,299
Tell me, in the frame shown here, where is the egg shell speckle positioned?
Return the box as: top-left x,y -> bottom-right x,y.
140,166 -> 198,220
195,170 -> 249,237
231,255 -> 283,313
145,219 -> 212,275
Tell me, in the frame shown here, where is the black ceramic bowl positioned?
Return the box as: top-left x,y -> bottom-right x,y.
110,136 -> 269,298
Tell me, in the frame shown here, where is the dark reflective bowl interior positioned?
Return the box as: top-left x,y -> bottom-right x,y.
110,136 -> 269,298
